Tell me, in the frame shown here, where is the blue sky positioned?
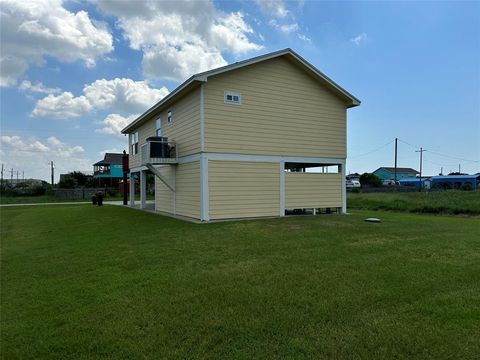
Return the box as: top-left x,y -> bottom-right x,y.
1,0 -> 479,181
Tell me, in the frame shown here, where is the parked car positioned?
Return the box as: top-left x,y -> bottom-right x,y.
382,179 -> 396,186
346,180 -> 361,189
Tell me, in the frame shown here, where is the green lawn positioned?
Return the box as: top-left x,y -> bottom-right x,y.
1,205 -> 479,359
348,190 -> 480,215
0,194 -> 154,204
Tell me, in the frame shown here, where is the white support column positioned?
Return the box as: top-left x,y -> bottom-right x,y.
140,170 -> 146,209
341,162 -> 347,214
200,84 -> 205,152
200,154 -> 209,221
129,172 -> 135,206
279,160 -> 285,217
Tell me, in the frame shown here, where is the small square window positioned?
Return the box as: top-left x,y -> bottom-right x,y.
167,110 -> 173,125
224,91 -> 241,105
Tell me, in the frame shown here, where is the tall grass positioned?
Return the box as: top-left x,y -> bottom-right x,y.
347,190 -> 480,215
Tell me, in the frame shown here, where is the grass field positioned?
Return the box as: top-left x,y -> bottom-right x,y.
348,190 -> 480,215
1,205 -> 479,358
0,194 -> 154,204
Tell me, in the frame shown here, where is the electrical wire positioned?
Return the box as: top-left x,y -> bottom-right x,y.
349,139 -> 394,159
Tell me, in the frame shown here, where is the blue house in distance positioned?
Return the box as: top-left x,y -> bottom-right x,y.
93,153 -> 124,187
373,167 -> 419,181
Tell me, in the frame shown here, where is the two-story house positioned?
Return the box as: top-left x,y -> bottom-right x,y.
121,49 -> 360,221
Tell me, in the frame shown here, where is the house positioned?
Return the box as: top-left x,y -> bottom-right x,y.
373,167 -> 419,181
399,177 -> 431,189
93,153 -> 124,187
121,48 -> 360,221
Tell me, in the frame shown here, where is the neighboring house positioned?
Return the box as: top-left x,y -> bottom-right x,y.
373,167 -> 419,181
93,153 -> 124,187
121,48 -> 360,221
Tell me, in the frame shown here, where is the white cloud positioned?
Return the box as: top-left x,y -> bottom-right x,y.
0,134 -> 91,181
351,32 -> 368,45
298,34 -> 311,43
95,113 -> 139,137
96,0 -> 262,81
19,80 -> 61,94
268,19 -> 299,34
99,148 -> 123,156
32,78 -> 169,118
255,0 -> 289,18
32,92 -> 92,118
0,0 -> 113,86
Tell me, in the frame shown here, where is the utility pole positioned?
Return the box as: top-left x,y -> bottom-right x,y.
50,161 -> 55,186
10,168 -> 14,183
458,164 -> 461,174
22,171 -> 24,182
16,170 -> 18,185
416,147 -> 426,192
394,137 -> 398,184
1,163 -> 3,190
440,167 -> 443,176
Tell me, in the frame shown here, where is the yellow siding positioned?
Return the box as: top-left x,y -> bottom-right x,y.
154,165 -> 174,213
204,57 -> 347,158
154,162 -> 200,219
285,173 -> 342,208
129,88 -> 200,168
158,89 -> 200,157
129,120 -> 156,169
175,161 -> 200,219
208,161 -> 279,219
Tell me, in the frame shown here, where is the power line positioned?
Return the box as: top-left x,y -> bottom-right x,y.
349,139 -> 395,159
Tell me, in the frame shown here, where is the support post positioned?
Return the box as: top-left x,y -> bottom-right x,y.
200,154 -> 209,221
279,160 -> 285,217
140,170 -> 146,209
122,150 -> 128,205
341,162 -> 347,214
129,172 -> 135,206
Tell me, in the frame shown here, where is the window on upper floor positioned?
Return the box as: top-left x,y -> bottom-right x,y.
130,131 -> 138,155
224,91 -> 241,105
167,110 -> 173,125
155,117 -> 162,136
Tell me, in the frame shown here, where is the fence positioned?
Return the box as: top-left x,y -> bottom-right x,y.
54,188 -> 118,199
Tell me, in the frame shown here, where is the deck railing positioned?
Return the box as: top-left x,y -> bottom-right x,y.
141,139 -> 177,165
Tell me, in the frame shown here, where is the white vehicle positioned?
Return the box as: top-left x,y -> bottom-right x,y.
382,179 -> 396,186
346,180 -> 361,188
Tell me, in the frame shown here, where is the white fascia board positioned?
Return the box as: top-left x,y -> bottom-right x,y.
205,152 -> 345,165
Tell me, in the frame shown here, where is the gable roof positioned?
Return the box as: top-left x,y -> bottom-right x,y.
375,167 -> 419,174
93,153 -> 123,166
121,48 -> 361,134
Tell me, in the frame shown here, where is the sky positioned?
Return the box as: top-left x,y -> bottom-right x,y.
1,0 -> 479,182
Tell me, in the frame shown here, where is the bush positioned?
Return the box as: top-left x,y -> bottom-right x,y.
359,173 -> 382,187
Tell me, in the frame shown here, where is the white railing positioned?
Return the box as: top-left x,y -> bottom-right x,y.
141,139 -> 177,165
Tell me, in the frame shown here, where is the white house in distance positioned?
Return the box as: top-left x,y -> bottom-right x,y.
121,48 -> 360,221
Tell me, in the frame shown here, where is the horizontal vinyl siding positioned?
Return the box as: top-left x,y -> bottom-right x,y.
175,161 -> 200,219
129,120 -> 156,169
155,166 -> 174,213
285,173 -> 342,208
129,88 -> 200,169
204,57 -> 347,158
154,162 -> 200,219
161,89 -> 201,157
209,161 -> 279,219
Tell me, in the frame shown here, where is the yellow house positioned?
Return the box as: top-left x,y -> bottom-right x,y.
121,49 -> 360,221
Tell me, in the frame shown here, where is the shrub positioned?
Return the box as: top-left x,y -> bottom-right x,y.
359,173 -> 382,187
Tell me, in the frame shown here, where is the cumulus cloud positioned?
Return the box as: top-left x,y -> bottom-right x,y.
95,113 -> 139,137
351,32 -> 368,45
32,78 -> 168,118
32,92 -> 92,118
96,0 -> 262,81
0,134 -> 90,181
0,0 -> 113,86
255,0 -> 289,18
19,80 -> 62,94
